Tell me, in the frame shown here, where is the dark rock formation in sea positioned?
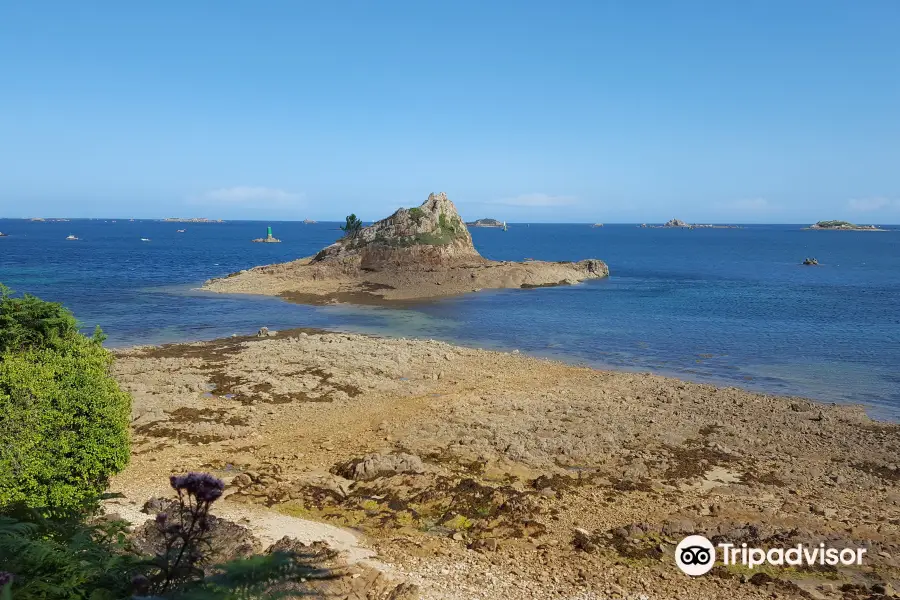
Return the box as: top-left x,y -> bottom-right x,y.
663,218 -> 690,228
802,258 -> 819,266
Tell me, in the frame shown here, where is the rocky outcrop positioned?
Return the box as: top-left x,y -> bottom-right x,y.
663,218 -> 690,228
807,220 -> 887,231
466,218 -> 504,227
313,193 -> 479,269
202,192 -> 608,303
335,452 -> 426,481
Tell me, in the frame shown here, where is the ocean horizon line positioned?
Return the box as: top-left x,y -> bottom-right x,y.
2,217 -> 898,227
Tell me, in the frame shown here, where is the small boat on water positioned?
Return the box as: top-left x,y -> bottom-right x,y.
141,238 -> 151,242
66,234 -> 78,240
176,229 -> 186,233
502,221 -> 508,231
303,218 -> 317,224
0,232 -> 8,237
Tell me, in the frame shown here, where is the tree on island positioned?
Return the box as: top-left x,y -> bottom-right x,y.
340,214 -> 363,237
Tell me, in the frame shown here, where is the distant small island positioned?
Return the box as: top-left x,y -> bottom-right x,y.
466,218 -> 505,228
29,217 -> 70,222
805,220 -> 887,231
642,219 -> 740,229
162,218 -> 225,223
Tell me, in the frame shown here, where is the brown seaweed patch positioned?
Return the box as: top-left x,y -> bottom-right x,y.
520,280 -> 570,289
662,442 -> 737,482
133,422 -> 225,445
852,461 -> 900,482
741,470 -> 786,487
166,407 -> 248,427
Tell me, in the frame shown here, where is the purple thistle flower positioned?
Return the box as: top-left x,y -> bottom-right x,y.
155,513 -> 168,525
169,472 -> 225,503
0,571 -> 13,586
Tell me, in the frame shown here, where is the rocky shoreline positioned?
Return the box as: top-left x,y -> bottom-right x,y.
110,329 -> 900,599
201,193 -> 608,304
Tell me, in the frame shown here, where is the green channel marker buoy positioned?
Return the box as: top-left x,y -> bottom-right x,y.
252,226 -> 281,243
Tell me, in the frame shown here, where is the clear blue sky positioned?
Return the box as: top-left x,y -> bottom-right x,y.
1,1 -> 898,223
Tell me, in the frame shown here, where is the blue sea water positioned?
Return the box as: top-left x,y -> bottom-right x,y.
1,218 -> 898,420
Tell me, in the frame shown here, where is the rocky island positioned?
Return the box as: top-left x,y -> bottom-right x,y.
805,220 -> 887,231
203,193 -> 608,304
649,219 -> 740,229
163,217 -> 225,223
466,218 -> 504,227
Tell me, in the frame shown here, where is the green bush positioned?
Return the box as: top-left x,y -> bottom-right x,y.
0,285 -> 80,353
0,287 -> 130,515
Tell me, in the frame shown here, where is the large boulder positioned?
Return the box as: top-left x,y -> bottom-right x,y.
335,452 -> 426,481
313,193 -> 481,270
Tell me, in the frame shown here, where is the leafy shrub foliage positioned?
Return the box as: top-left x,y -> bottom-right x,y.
0,285 -> 81,353
0,286 -> 130,514
0,502 -> 137,599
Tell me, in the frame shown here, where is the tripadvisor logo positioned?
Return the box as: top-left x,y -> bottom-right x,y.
675,535 -> 867,576
675,535 -> 716,576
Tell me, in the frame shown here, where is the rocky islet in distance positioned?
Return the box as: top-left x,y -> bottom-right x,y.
203,192 -> 608,304
806,220 -> 888,231
645,218 -> 740,229
465,218 -> 505,227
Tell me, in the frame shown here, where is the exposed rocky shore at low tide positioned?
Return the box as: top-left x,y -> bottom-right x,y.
109,330 -> 900,599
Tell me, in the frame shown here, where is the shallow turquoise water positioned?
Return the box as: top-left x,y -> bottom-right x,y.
1,219 -> 898,419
